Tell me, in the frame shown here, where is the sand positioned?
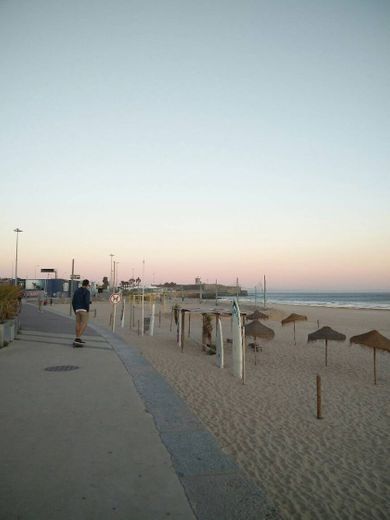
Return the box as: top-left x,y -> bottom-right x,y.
53,297 -> 390,519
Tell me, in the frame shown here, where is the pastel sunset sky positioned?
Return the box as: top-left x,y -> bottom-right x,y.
1,0 -> 389,290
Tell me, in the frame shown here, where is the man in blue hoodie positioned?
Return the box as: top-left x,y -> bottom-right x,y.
72,279 -> 91,347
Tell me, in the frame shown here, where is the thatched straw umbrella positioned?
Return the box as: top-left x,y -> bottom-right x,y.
308,326 -> 346,367
350,330 -> 390,385
246,309 -> 269,320
245,319 -> 275,365
281,313 -> 307,344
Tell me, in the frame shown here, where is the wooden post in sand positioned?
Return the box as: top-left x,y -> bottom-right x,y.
170,308 -> 173,332
242,315 -> 246,385
181,310 -> 185,352
316,374 -> 322,419
325,339 -> 328,367
188,313 -> 191,337
137,320 -> 140,336
158,309 -> 161,327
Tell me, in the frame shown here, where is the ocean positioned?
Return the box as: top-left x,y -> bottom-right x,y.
236,291 -> 390,310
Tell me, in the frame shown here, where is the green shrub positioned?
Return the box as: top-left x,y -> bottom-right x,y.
0,285 -> 22,323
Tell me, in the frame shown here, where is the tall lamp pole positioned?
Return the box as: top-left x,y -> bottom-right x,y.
109,253 -> 115,292
113,261 -> 119,292
14,228 -> 23,286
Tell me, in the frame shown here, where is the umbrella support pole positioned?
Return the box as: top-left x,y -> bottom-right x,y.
316,374 -> 322,419
374,348 -> 377,385
325,339 -> 328,367
254,335 -> 257,365
294,322 -> 296,345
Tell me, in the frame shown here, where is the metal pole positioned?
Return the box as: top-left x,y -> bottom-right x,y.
113,261 -> 116,293
109,254 -> 114,293
112,303 -> 117,332
121,298 -> 126,328
15,231 -> 19,285
69,258 -> 74,316
141,258 -> 145,335
150,303 -> 155,336
14,228 -> 23,286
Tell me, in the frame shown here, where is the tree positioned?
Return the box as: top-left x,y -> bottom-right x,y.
102,277 -> 109,289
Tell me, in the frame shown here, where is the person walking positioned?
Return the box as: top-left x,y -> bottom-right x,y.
72,279 -> 91,347
37,289 -> 45,312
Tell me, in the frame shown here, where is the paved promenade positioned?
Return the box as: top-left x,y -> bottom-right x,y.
0,303 -> 278,520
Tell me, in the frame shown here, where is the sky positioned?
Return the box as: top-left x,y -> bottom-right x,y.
1,0 -> 389,291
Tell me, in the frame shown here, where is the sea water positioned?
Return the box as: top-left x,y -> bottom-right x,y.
235,292 -> 390,310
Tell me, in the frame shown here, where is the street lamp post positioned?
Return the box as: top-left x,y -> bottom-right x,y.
14,228 -> 23,286
109,253 -> 114,292
113,261 -> 119,292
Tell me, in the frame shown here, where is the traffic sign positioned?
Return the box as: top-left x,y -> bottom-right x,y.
110,293 -> 121,304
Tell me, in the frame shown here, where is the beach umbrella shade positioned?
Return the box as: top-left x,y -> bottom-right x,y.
245,319 -> 275,365
307,326 -> 346,367
281,313 -> 307,344
246,309 -> 269,320
350,330 -> 390,385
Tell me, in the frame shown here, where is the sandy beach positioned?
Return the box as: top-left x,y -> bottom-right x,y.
53,298 -> 389,519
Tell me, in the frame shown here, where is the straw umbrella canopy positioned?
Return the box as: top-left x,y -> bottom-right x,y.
350,330 -> 390,385
281,313 -> 307,344
245,319 -> 275,365
246,309 -> 269,320
308,326 -> 346,367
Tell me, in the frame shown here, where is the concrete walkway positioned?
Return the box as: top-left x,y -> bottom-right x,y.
0,304 -> 279,520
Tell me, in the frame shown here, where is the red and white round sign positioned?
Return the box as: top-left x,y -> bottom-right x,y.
109,293 -> 121,304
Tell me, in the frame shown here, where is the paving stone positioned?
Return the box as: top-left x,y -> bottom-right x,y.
161,430 -> 238,476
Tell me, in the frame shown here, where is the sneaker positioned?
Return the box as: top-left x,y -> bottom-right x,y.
78,338 -> 86,343
73,338 -> 84,348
